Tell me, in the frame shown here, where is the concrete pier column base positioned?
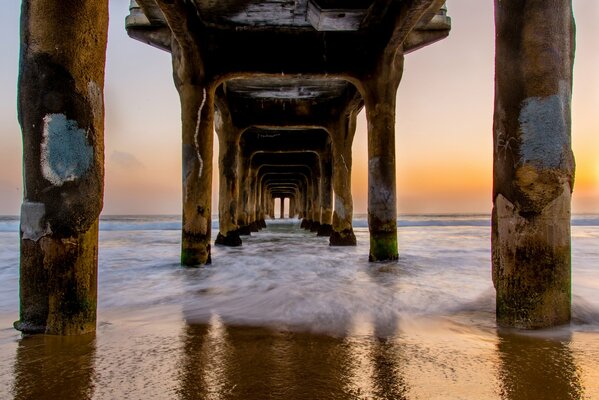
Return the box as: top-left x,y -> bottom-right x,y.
238,225 -> 252,236
493,191 -> 571,328
215,231 -> 243,247
317,224 -> 333,237
310,221 -> 321,232
369,232 -> 398,262
16,221 -> 100,335
249,221 -> 260,232
300,219 -> 312,230
329,229 -> 356,246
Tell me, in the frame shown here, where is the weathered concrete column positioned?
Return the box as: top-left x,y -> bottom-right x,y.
176,77 -> 214,265
16,0 -> 108,335
310,174 -> 321,232
249,169 -> 260,231
277,197 -> 283,219
318,142 -> 334,236
492,0 -> 575,328
269,197 -> 275,219
330,115 -> 357,246
362,55 -> 403,261
159,0 -> 215,266
301,182 -> 314,229
214,96 -> 241,246
289,197 -> 296,219
257,187 -> 266,228
237,154 -> 252,235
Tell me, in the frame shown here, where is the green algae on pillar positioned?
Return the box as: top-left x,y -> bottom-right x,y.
492,0 -> 575,328
16,0 -> 108,335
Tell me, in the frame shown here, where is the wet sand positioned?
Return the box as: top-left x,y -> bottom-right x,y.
2,307 -> 598,399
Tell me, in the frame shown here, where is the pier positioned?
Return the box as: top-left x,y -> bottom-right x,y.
15,0 -> 576,333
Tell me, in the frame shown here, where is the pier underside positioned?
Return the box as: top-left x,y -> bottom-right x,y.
15,0 -> 576,333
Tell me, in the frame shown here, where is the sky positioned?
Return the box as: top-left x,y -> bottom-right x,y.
0,0 -> 597,215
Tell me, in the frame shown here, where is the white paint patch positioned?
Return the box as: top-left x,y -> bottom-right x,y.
20,201 -> 52,241
194,89 -> 207,178
518,83 -> 570,169
87,81 -> 103,122
41,114 -> 93,186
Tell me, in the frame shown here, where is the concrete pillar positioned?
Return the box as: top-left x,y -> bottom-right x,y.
301,182 -> 314,229
249,170 -> 260,231
330,115 -> 357,246
257,186 -> 266,228
317,142 -> 334,236
269,197 -> 275,219
289,197 -> 296,219
237,154 -> 252,235
310,174 -> 321,232
16,0 -> 109,335
279,197 -> 285,219
214,97 -> 242,247
492,0 -> 575,328
176,79 -> 214,265
362,55 -> 403,261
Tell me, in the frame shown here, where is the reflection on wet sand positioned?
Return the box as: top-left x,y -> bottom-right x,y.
496,330 -> 583,400
13,333 -> 95,400
178,317 -> 410,400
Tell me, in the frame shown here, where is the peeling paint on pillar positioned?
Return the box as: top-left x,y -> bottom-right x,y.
41,114 -> 93,186
493,0 -> 575,328
518,84 -> 571,170
20,202 -> 52,241
17,0 -> 108,335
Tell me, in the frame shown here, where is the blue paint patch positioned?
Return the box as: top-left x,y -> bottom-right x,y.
41,114 -> 93,186
518,94 -> 569,169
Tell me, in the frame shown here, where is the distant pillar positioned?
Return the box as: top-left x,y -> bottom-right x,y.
215,95 -> 242,247
289,197 -> 296,219
318,142 -> 334,236
249,170 -> 260,231
280,197 -> 285,219
301,182 -> 313,229
16,0 -> 109,334
363,55 -> 403,261
237,154 -> 252,235
330,115 -> 357,246
310,174 -> 321,232
269,197 -> 275,219
493,0 -> 575,328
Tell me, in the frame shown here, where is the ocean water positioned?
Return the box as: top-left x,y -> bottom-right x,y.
0,215 -> 598,399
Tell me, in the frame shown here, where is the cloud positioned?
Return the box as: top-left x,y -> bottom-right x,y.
109,150 -> 145,170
